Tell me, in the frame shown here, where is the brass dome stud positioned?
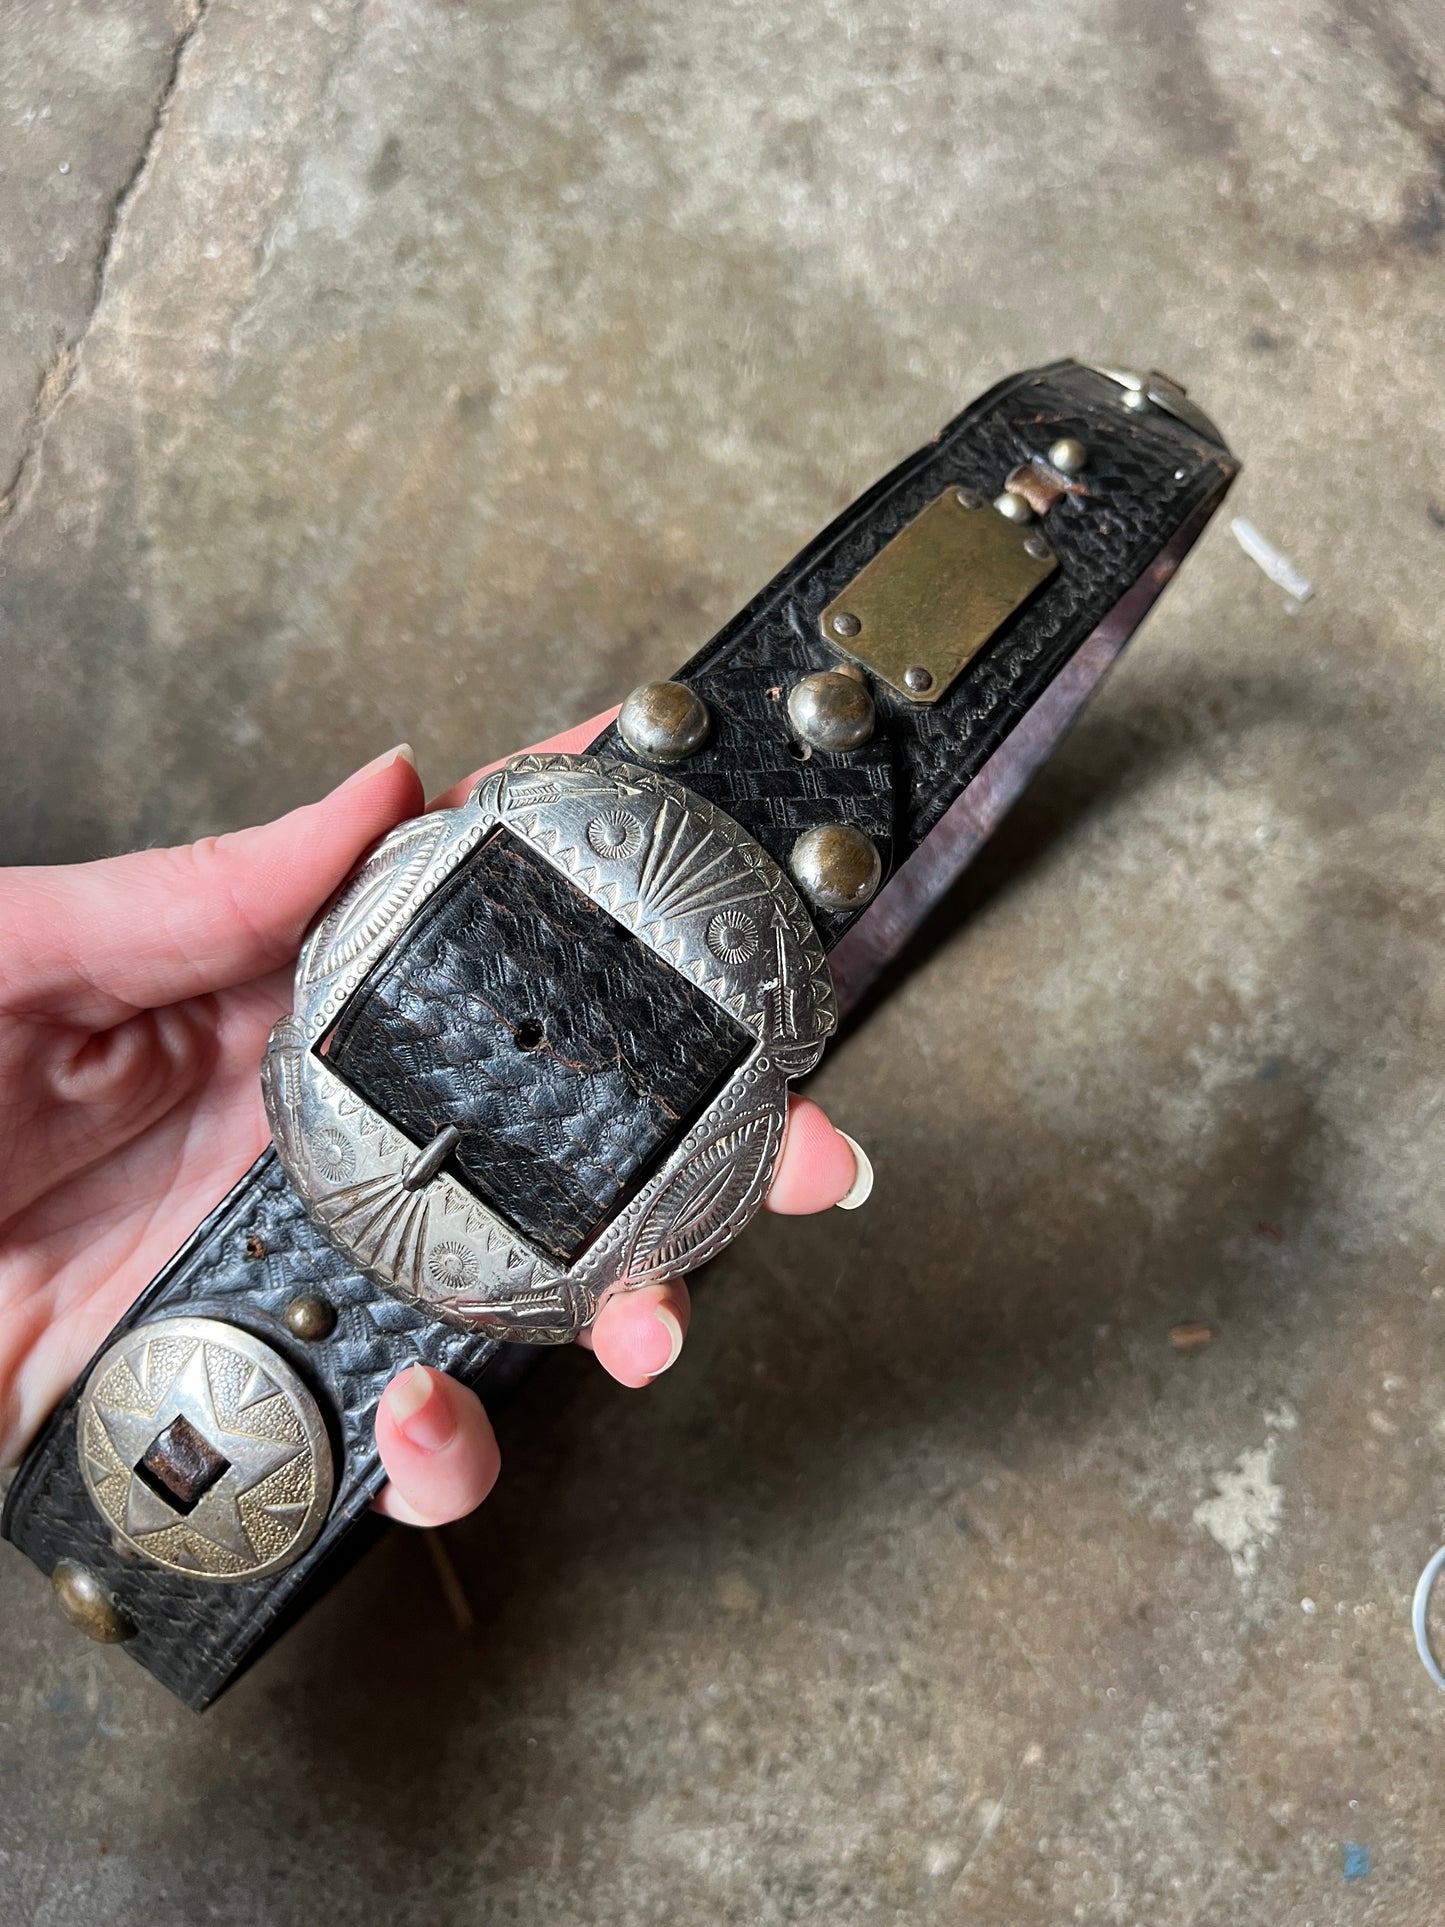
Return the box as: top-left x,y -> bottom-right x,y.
52,1561 -> 134,1645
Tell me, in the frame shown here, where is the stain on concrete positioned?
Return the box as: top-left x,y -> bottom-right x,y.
1193,1405 -> 1297,1583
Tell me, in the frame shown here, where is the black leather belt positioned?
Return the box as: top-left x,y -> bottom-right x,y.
2,359 -> 1237,1707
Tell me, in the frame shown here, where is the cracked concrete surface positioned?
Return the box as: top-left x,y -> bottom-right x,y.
2,1 -> 1445,1921
0,1 -> 204,508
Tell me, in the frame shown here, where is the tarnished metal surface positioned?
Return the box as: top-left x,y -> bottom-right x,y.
49,1562 -> 135,1646
785,670 -> 876,752
829,486 -> 1230,1016
789,821 -> 883,913
819,486 -> 1057,704
616,680 -> 713,764
1087,364 -> 1229,444
265,754 -> 834,1339
78,1318 -> 333,1583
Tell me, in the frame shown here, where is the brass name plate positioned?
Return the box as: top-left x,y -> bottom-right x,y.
819,487 -> 1058,704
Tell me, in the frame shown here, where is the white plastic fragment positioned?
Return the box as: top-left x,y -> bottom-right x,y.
1230,517 -> 1314,603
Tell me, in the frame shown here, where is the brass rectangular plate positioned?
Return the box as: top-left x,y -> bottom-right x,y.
828,477 -> 1237,1015
820,488 -> 1058,704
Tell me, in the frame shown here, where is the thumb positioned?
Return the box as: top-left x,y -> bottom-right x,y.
3,746 -> 425,1024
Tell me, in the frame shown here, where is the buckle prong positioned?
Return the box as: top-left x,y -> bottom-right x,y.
402,1123 -> 463,1193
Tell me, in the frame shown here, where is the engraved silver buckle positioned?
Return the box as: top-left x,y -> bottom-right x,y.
263,754 -> 836,1343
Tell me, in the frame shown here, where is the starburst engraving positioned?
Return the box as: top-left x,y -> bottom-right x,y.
586,809 -> 644,859
632,796 -> 768,929
706,910 -> 760,964
313,1129 -> 356,1181
427,1241 -> 478,1290
315,1171 -> 434,1298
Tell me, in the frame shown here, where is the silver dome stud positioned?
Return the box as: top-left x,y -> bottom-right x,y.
1048,437 -> 1088,474
790,824 -> 883,911
786,671 -> 876,753
617,681 -> 711,764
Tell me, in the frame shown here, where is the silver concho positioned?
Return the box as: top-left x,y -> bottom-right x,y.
77,1317 -> 333,1582
264,753 -> 836,1344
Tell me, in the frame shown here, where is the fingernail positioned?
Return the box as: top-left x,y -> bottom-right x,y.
336,742 -> 417,794
387,1364 -> 456,1452
834,1131 -> 874,1211
644,1304 -> 685,1379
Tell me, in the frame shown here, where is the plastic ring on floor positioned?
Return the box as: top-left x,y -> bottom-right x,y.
1411,1544 -> 1445,1691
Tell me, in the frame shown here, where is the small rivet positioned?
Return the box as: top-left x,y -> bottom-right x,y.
830,611 -> 862,639
283,1295 -> 337,1342
790,823 -> 883,912
1048,437 -> 1088,475
617,680 -> 711,764
786,670 -> 876,751
52,1561 -> 134,1644
954,486 -> 985,510
993,489 -> 1033,524
903,665 -> 934,693
1121,389 -> 1149,413
1023,534 -> 1052,562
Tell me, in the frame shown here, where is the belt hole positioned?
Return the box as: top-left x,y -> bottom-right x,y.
515,1018 -> 546,1052
785,739 -> 813,762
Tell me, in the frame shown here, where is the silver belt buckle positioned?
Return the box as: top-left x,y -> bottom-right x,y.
263,754 -> 836,1343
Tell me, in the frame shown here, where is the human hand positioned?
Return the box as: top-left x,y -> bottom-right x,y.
0,714 -> 870,1526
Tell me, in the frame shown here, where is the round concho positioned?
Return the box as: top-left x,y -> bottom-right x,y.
706,910 -> 760,964
427,1241 -> 478,1290
77,1316 -> 333,1583
585,809 -> 644,860
313,1128 -> 356,1181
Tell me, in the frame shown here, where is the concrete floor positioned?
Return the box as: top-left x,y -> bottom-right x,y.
2,0 -> 1444,1920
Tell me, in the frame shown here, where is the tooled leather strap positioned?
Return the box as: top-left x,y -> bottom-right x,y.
318,361 -> 1234,1262
3,1154 -> 542,1707
586,359 -> 1235,943
3,360 -> 1237,1708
